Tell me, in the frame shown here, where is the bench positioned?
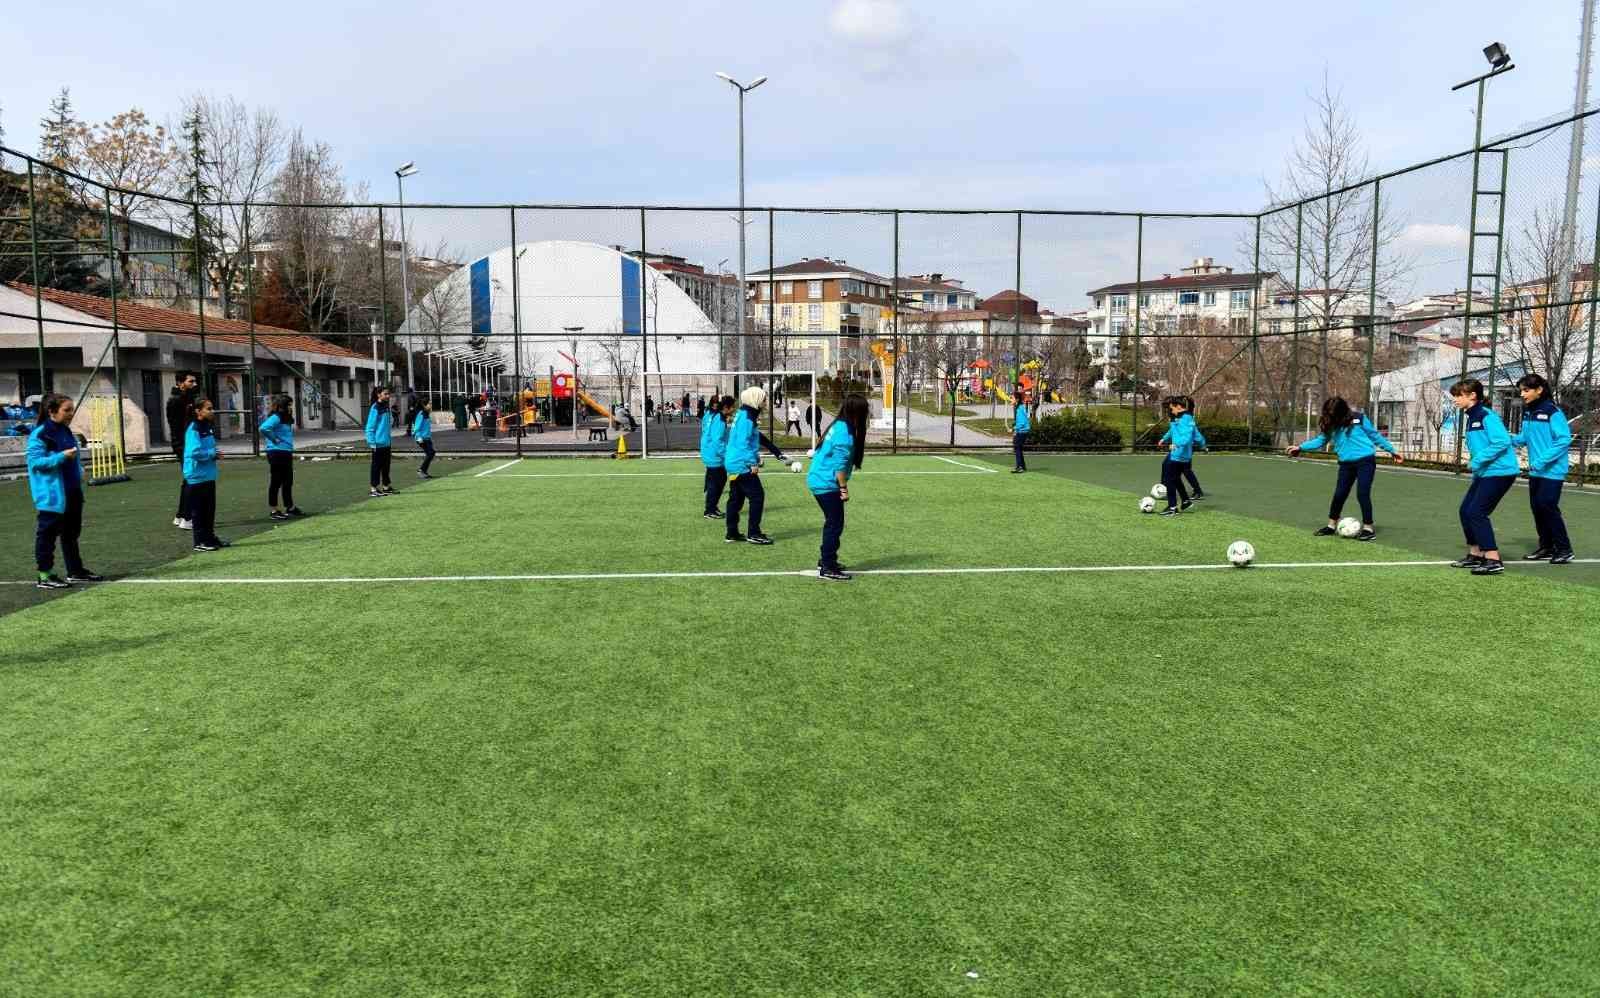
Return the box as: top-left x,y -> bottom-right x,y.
587,424 -> 609,442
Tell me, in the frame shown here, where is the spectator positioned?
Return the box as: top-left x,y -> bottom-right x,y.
403,386 -> 418,437
785,400 -> 802,436
166,371 -> 198,530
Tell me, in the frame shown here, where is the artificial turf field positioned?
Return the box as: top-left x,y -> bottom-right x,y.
3,451 -> 1599,996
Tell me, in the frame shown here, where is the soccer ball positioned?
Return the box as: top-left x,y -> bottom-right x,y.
806,448 -> 815,457
1151,484 -> 1167,500
790,461 -> 802,473
1226,540 -> 1255,567
1138,496 -> 1156,513
1336,516 -> 1362,538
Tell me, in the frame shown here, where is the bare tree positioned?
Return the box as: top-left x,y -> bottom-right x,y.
68,108 -> 182,293
593,322 -> 642,426
265,132 -> 363,333
181,94 -> 285,316
1255,73 -> 1410,405
1503,200 -> 1592,396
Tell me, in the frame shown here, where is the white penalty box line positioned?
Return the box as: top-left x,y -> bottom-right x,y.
10,558 -> 1596,587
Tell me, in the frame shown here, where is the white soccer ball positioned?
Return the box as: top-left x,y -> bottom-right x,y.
1138,496 -> 1156,514
1336,516 -> 1362,538
1151,484 -> 1167,500
806,448 -> 815,457
790,461 -> 802,473
1227,540 -> 1255,567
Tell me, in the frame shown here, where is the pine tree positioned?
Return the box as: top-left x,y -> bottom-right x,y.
37,87 -> 79,170
181,104 -> 221,309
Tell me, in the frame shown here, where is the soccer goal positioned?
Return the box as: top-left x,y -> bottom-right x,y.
637,370 -> 817,458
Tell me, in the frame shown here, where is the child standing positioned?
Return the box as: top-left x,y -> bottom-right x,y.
1178,396 -> 1208,499
259,394 -> 304,520
27,394 -> 102,588
365,386 -> 394,497
413,400 -> 437,479
807,394 -> 869,581
722,386 -> 790,545
1510,373 -> 1574,564
184,398 -> 227,551
1449,379 -> 1519,575
700,394 -> 734,520
1287,396 -> 1402,540
1155,396 -> 1199,516
1011,389 -> 1031,473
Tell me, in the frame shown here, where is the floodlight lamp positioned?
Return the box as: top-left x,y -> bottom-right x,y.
396,162 -> 418,178
748,76 -> 768,90
1483,43 -> 1510,69
715,72 -> 735,84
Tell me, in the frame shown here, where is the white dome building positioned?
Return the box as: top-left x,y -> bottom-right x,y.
399,240 -> 722,377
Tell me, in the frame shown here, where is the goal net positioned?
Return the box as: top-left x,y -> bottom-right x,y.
635,371 -> 818,458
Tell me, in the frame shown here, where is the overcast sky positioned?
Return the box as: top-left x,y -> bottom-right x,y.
6,0 -> 1595,308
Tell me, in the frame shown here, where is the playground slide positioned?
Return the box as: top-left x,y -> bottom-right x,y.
577,390 -> 615,422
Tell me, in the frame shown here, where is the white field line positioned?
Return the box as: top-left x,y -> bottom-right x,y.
475,459 -> 523,478
1254,454 -> 1600,498
8,558 -> 1597,587
932,455 -> 1000,473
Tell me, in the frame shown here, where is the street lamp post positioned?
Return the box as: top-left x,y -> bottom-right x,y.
395,161 -> 419,394
716,257 -> 729,368
716,71 -> 766,388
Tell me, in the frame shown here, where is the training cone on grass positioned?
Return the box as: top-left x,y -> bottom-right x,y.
615,434 -> 629,459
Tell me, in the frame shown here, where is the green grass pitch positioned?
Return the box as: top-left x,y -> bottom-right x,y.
3,452 -> 1599,995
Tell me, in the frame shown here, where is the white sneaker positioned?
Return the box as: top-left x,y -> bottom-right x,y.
177,519 -> 194,530
172,516 -> 182,527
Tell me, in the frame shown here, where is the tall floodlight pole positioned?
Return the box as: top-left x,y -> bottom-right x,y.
395,162 -> 419,393
716,72 -> 767,388
716,257 -> 729,367
1556,2 -> 1597,325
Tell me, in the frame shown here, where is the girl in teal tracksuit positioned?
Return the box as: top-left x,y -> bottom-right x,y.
413,400 -> 436,479
1511,373 -> 1574,564
700,395 -> 734,519
259,394 -> 303,520
27,394 -> 100,589
1449,379 -> 1520,575
1287,396 -> 1403,540
1155,396 -> 1202,514
722,386 -> 790,545
365,386 -> 394,497
184,398 -> 226,551
1011,390 -> 1031,473
807,394 -> 870,580
1178,395 -> 1208,499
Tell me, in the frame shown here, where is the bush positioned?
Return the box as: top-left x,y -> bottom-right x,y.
1028,410 -> 1123,450
1139,420 -> 1260,450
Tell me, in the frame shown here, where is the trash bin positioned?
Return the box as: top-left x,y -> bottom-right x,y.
482,408 -> 498,438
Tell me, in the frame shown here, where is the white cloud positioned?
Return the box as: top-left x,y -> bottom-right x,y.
827,0 -> 912,45
1400,223 -> 1468,248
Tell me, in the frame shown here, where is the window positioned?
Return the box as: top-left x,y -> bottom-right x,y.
336,381 -> 344,399
1178,291 -> 1200,306
922,292 -> 935,305
807,304 -> 822,324
1095,296 -> 1103,309
1203,292 -> 1217,306
947,293 -> 958,309
1268,320 -> 1282,334
1231,289 -> 1251,310
1138,293 -> 1150,307
780,281 -> 792,295
807,280 -> 823,299
1110,294 -> 1128,314
759,284 -> 768,299
1111,318 -> 1127,337
807,321 -> 822,332
780,305 -> 792,320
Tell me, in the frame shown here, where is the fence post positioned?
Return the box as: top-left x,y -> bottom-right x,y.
892,209 -> 900,454
1132,214 -> 1143,447
1365,178 -> 1380,411
1013,210 -> 1023,420
1484,151 -> 1510,416
378,206 -> 390,389
1290,203 -> 1303,444
1249,214 -> 1261,448
103,195 -> 126,459
26,162 -> 45,394
510,207 -> 522,460
640,207 -> 649,458
768,209 -> 777,444
1579,165 -> 1600,488
192,200 -> 209,390
244,204 -> 259,456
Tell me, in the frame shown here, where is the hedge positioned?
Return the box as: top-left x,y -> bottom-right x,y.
1137,420 -> 1259,450
1027,410 -> 1123,449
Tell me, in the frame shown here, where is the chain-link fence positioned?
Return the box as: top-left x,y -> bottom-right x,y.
4,103 -> 1600,481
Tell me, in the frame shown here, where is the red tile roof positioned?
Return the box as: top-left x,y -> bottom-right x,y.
750,258 -> 893,284
8,283 -> 368,360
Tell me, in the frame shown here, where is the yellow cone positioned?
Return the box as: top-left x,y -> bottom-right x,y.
616,433 -> 629,459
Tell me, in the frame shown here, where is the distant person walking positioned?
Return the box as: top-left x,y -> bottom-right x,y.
413,400 -> 437,479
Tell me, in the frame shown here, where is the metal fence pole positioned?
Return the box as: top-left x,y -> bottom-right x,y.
1320,195 -> 1330,405
1484,151 -> 1510,415
1290,203 -> 1303,444
892,209 -> 899,453
510,208 -> 523,459
768,208 -> 776,442
378,206 -> 391,388
26,163 -> 45,394
640,207 -> 649,458
1365,179 -> 1380,411
244,204 -> 259,456
1249,215 -> 1261,448
1013,210 -> 1023,412
1579,167 -> 1600,487
103,196 -> 126,458
1454,76 -> 1491,471
1132,214 -> 1143,446
192,201 -> 209,391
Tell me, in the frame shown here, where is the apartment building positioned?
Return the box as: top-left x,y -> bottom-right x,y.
747,258 -> 896,374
